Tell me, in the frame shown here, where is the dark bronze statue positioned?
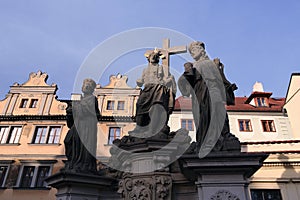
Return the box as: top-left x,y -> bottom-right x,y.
178,41 -> 240,155
64,78 -> 100,173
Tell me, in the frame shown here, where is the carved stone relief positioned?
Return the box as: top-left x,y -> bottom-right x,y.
210,190 -> 240,200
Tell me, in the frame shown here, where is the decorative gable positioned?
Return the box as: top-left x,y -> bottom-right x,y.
94,73 -> 140,117
0,71 -> 66,116
18,71 -> 55,87
103,74 -> 132,89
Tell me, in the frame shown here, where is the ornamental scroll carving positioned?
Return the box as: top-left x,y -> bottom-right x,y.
210,190 -> 240,200
118,174 -> 172,200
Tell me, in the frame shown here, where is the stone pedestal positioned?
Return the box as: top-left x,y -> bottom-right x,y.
179,152 -> 268,200
45,171 -> 118,200
111,128 -> 191,200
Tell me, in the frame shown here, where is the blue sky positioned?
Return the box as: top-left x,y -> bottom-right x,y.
0,0 -> 299,99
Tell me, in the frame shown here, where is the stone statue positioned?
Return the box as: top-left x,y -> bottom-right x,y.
213,58 -> 238,106
178,41 -> 240,154
131,49 -> 176,136
64,78 -> 100,173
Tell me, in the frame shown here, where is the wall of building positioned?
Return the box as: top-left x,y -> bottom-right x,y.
284,73 -> 300,139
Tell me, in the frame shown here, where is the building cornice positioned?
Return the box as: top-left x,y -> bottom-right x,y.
241,140 -> 300,145
0,115 -> 135,122
0,115 -> 66,121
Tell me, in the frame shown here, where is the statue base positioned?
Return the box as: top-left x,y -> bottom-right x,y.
110,128 -> 191,200
179,152 -> 268,200
45,171 -> 118,200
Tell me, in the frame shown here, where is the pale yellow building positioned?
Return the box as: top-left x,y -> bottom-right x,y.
0,71 -> 67,200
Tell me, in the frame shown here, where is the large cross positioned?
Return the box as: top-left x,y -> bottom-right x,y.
145,38 -> 187,76
160,38 -> 187,72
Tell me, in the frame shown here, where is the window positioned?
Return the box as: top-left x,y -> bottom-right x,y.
0,126 -> 22,144
0,166 -> 8,187
108,127 -> 121,144
117,101 -> 125,110
20,166 -> 35,187
107,100 -> 115,110
261,120 -> 276,132
181,119 -> 194,131
256,97 -> 267,107
29,99 -> 38,108
251,189 -> 282,200
35,166 -> 50,187
19,166 -> 50,188
0,127 -> 9,144
47,127 -> 61,144
20,99 -> 28,108
32,126 -> 62,144
238,119 -> 252,132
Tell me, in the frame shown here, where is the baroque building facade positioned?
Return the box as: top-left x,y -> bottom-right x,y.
0,71 -> 299,200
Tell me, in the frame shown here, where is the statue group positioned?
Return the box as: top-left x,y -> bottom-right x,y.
132,41 -> 240,155
63,40 -> 241,173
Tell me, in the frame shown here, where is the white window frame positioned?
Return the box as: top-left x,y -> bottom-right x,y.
0,125 -> 23,144
31,125 -> 63,144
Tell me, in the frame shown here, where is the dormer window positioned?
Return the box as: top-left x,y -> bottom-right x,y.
245,82 -> 272,107
256,97 -> 268,107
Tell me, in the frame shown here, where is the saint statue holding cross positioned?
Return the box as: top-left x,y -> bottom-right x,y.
130,39 -> 187,136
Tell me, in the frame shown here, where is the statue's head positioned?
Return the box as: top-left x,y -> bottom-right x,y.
213,58 -> 220,65
82,78 -> 96,95
145,48 -> 164,64
188,41 -> 207,61
184,62 -> 193,72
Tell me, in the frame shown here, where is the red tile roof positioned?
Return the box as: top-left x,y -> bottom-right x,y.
174,96 -> 285,112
